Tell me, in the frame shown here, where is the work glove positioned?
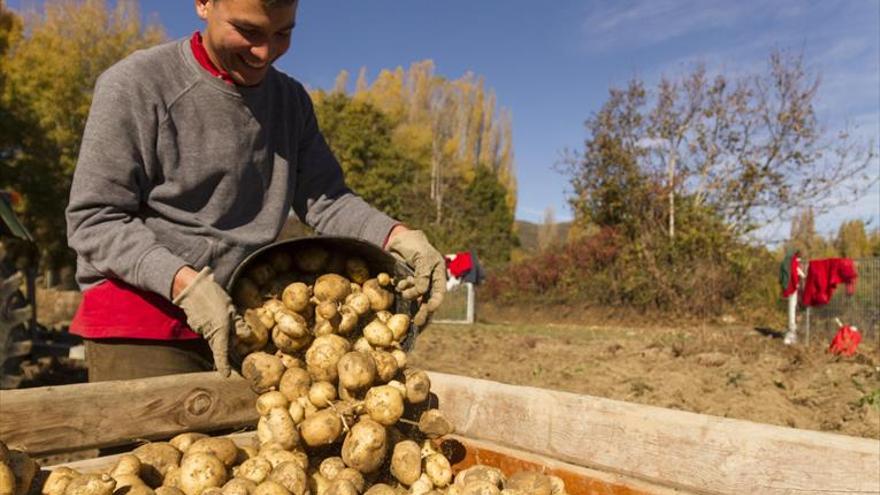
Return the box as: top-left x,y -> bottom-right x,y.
386,230 -> 446,326
173,266 -> 246,377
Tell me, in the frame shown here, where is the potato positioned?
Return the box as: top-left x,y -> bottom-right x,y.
417,410 -> 454,439
233,458 -> 272,485
324,480 -> 356,495
308,382 -> 337,408
239,446 -> 259,462
256,392 -> 290,417
132,443 -> 181,488
336,352 -> 377,391
305,335 -> 351,383
257,408 -> 299,451
385,315 -> 409,342
341,419 -> 387,474
423,454 -> 451,488
363,485 -> 395,495
408,475 -> 433,495
112,474 -> 146,490
460,482 -> 500,495
236,311 -> 270,356
275,353 -> 302,370
63,474 -> 116,495
403,370 -> 430,404
247,264 -> 275,288
363,386 -> 404,426
254,308 -> 276,331
343,293 -> 371,317
221,478 -> 255,495
312,319 -> 336,338
332,469 -> 363,494
373,311 -> 392,324
313,275 -> 351,304
272,328 -> 312,354
445,487 -> 464,495
298,409 -> 343,448
178,453 -> 227,495
344,258 -> 370,285
41,467 -> 80,495
306,473 -> 330,495
233,278 -> 263,310
0,442 -> 8,463
267,463 -> 306,495
389,350 -> 406,370
167,435 -> 208,457
293,247 -> 329,273
258,449 -> 308,472
369,352 -> 398,384
242,353 -> 286,394
362,321 -> 393,348
252,481 -> 289,495
281,283 -> 311,314
155,488 -> 184,495
161,466 -> 180,489
274,310 -> 309,339
504,472 -> 551,495
317,458 -> 345,482
454,467 -> 503,489
187,438 -> 239,469
352,338 -> 373,354
337,306 -> 358,336
288,400 -> 306,425
389,441 -> 420,486
361,280 -> 393,312
547,476 -> 565,495
266,251 -> 293,273
279,368 -> 312,402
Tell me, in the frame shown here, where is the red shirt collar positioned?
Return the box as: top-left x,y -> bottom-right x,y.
190,31 -> 234,85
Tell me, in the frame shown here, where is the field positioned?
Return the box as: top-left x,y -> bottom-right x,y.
31,288 -> 880,440
410,306 -> 880,440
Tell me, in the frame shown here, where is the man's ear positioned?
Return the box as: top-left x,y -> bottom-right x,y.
195,0 -> 212,21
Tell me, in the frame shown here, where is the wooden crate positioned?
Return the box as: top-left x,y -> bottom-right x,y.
1,372 -> 878,494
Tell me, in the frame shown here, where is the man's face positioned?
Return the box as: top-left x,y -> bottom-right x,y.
195,0 -> 297,86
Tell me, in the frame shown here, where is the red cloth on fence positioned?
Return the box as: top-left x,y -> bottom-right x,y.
70,279 -> 198,340
828,325 -> 862,357
801,258 -> 858,307
446,252 -> 474,278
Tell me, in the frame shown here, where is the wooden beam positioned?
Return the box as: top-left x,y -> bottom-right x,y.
0,372 -> 258,455
427,372 -> 880,495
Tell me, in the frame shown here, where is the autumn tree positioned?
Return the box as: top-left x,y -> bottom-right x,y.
0,0 -> 164,267
537,206 -> 558,251
564,50 -> 876,240
835,219 -> 870,259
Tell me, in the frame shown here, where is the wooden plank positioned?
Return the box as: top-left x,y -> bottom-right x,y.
427,372 -> 880,495
0,372 -> 258,456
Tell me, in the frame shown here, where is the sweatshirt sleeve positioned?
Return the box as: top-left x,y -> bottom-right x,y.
66,65 -> 187,299
290,83 -> 398,248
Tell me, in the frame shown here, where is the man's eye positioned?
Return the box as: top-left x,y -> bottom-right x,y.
236,26 -> 257,36
276,30 -> 291,38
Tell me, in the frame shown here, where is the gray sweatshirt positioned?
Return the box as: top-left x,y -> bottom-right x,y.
66,38 -> 397,299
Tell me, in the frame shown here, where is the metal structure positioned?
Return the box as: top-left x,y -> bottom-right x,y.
804,257 -> 879,344
432,282 -> 475,324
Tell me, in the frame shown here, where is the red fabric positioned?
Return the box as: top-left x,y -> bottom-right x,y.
446,252 -> 473,278
828,325 -> 862,357
70,279 -> 198,340
190,31 -> 234,85
801,258 -> 858,307
782,255 -> 800,298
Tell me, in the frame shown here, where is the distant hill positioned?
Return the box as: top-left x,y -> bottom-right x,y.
515,219 -> 571,252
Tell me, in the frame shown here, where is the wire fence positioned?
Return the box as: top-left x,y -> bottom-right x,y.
805,257 -> 880,344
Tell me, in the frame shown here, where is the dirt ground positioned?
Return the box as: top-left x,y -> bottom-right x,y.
409,305 -> 880,440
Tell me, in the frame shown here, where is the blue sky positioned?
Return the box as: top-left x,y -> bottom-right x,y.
10,0 -> 880,240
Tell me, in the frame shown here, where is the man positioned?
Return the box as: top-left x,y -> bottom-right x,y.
65,0 -> 445,381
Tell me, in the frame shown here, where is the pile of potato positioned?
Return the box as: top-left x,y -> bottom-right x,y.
0,246 -> 568,495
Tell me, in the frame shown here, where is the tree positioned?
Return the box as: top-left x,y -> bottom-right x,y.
564,50 -> 877,239
0,0 -> 164,268
537,206 -> 558,251
835,219 -> 869,259
787,208 -> 826,258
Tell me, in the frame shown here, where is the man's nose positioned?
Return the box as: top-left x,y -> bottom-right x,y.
250,43 -> 270,63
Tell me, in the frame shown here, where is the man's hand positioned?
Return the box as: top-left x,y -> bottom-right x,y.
173,266 -> 242,377
385,227 -> 446,326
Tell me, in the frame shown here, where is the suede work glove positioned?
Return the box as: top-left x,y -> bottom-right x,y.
173,267 -> 244,377
386,230 -> 446,326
